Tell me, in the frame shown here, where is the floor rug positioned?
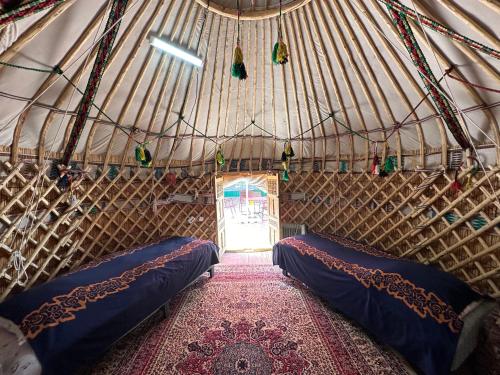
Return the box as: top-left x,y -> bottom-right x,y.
90,264 -> 412,374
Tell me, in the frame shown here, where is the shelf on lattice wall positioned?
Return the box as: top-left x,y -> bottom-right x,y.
448,149 -> 463,170
229,160 -> 238,172
240,159 -> 249,171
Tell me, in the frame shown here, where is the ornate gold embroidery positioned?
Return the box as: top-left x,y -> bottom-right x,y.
312,231 -> 397,259
20,240 -> 210,340
280,238 -> 462,333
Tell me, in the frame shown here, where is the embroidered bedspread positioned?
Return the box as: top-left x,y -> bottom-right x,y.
0,236 -> 219,375
273,232 -> 481,375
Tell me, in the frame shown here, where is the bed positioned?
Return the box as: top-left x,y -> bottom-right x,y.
273,232 -> 494,375
0,236 -> 219,375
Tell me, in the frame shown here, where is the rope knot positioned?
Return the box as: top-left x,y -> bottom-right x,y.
52,65 -> 63,75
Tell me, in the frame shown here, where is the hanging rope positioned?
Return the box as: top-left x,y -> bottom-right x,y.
0,0 -> 64,26
272,0 -> 288,65
61,0 -> 129,166
377,0 -> 500,60
447,74 -> 500,94
387,3 -> 471,151
231,0 -> 247,80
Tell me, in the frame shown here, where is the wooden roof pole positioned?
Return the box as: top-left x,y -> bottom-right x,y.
101,0 -> 179,169
0,1 -> 74,68
151,3 -> 200,168
269,18 -> 278,168
210,18 -> 230,173
248,19 -> 258,172
164,6 -> 206,169
115,1 -> 183,169
333,0 -> 398,163
438,0 -> 499,49
302,5 -> 341,169
66,0 -> 153,164
353,0 -> 437,166
342,0 -> 433,168
80,0 -> 166,168
236,21 -> 252,171
187,13 -> 216,174
293,10 -> 327,170
282,16 -> 306,172
326,0 -> 389,167
61,0 -> 129,166
214,20 -> 237,171
37,0 -> 142,166
286,14 -> 315,170
200,15 -> 223,173
9,2 -> 108,165
314,1 -> 369,169
258,20 -> 266,170
413,0 -> 500,164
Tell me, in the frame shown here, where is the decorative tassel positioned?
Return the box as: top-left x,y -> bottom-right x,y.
231,45 -> 247,80
135,144 -> 145,162
281,169 -> 289,182
281,151 -> 287,162
216,147 -> 225,167
142,148 -> 152,168
272,40 -> 289,65
451,169 -> 461,192
371,155 -> 380,175
284,141 -> 294,158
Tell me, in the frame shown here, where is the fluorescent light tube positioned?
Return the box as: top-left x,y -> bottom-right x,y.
150,36 -> 203,67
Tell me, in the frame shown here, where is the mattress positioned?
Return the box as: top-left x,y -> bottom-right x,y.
0,236 -> 219,374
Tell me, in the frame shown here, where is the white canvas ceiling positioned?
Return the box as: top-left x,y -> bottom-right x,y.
0,0 -> 498,170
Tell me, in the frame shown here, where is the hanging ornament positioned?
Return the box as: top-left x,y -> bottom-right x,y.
370,144 -> 380,175
231,1 -> 247,80
135,143 -> 152,168
281,169 -> 290,182
216,147 -> 225,167
272,0 -> 289,65
451,168 -> 462,192
284,140 -> 295,158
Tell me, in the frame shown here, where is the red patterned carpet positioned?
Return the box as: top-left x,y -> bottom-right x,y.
91,263 -> 412,374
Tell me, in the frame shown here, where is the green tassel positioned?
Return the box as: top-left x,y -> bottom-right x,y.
281,169 -> 289,182
272,42 -> 279,64
216,148 -> 225,167
135,145 -> 145,162
231,45 -> 247,80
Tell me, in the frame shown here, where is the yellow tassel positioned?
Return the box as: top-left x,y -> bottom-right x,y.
277,41 -> 288,64
233,46 -> 243,65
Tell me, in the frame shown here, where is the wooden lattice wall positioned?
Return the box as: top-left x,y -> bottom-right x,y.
0,161 -> 215,301
1,161 -> 498,301
280,170 -> 500,297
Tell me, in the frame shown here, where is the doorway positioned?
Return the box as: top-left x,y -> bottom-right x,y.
215,174 -> 280,253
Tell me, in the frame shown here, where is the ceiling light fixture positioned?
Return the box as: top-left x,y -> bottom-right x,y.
150,36 -> 203,67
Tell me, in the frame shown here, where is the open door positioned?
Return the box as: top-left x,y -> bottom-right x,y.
267,174 -> 280,245
215,175 -> 226,256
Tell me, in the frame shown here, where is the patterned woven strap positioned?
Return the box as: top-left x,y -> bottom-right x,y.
380,0 -> 500,60
387,4 -> 471,150
61,0 -> 128,165
0,0 -> 65,26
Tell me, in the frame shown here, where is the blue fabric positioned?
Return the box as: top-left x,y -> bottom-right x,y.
273,233 -> 481,375
0,236 -> 219,375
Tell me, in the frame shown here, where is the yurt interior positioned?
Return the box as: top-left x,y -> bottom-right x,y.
0,0 -> 499,374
